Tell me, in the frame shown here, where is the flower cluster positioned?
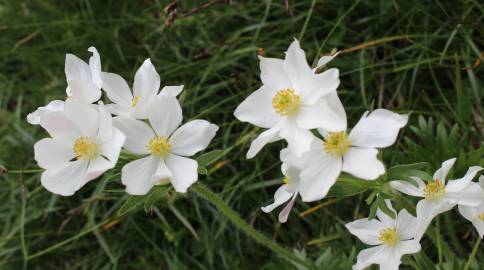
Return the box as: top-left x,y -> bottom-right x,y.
234,39 -> 483,269
29,47 -> 218,196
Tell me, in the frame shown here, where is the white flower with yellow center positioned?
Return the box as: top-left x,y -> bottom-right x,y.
115,96 -> 218,195
458,176 -> 484,238
234,39 -> 346,158
283,109 -> 408,202
101,58 -> 183,119
346,201 -> 421,270
34,99 -> 125,196
391,158 -> 483,240
27,47 -> 102,125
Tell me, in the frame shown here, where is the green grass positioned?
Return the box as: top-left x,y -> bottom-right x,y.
1,0 -> 483,269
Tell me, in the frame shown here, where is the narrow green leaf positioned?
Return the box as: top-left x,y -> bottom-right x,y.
196,149 -> 224,167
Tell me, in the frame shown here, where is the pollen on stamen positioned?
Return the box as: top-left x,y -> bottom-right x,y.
148,136 -> 171,157
478,212 -> 484,221
423,179 -> 446,201
283,177 -> 289,185
379,228 -> 399,246
131,95 -> 141,108
73,136 -> 99,160
272,88 -> 300,116
324,131 -> 350,156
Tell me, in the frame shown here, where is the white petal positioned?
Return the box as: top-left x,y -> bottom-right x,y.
67,79 -> 101,104
479,175 -> 484,189
246,123 -> 283,159
352,245 -> 389,270
458,204 -> 478,223
280,145 -> 310,169
122,156 -> 170,195
131,97 -> 153,119
414,199 -> 454,241
41,159 -> 89,196
298,152 -> 342,202
99,128 -> 125,163
299,68 -> 340,105
279,119 -> 315,156
101,72 -> 132,106
64,99 -> 99,138
234,85 -> 280,128
278,192 -> 298,223
96,103 -> 114,144
258,56 -> 292,90
396,209 -> 418,240
113,116 -> 154,155
445,165 -> 483,193
261,185 -> 293,213
159,85 -> 184,97
40,111 -> 81,141
165,154 -> 198,193
148,96 -> 182,137
459,204 -> 484,238
65,53 -> 91,82
315,52 -> 339,69
433,157 -> 456,181
170,120 -> 218,156
283,39 -> 312,90
34,138 -> 74,170
27,100 -> 65,125
342,147 -> 385,180
390,177 -> 425,197
86,156 -> 113,181
394,240 -> 421,258
106,104 -> 131,117
345,218 -> 386,245
348,109 -> 408,148
376,200 -> 396,228
447,181 -> 484,207
133,58 -> 160,98
88,47 -> 102,88
296,93 -> 346,131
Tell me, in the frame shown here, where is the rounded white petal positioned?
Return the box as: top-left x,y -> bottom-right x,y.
459,203 -> 484,238
96,103 -> 114,144
394,240 -> 421,258
86,156 -> 113,181
298,152 -> 342,202
234,86 -> 280,128
261,185 -> 293,213
296,93 -> 346,131
27,100 -> 65,125
133,58 -> 160,98
65,53 -> 91,82
352,245 -> 389,270
279,119 -> 315,157
64,99 -> 99,138
278,193 -> 297,223
258,56 -> 292,90
395,209 -> 418,240
376,200 -> 397,228
170,120 -> 218,156
131,97 -> 154,119
113,116 -> 154,155
433,157 -> 456,181
283,39 -> 312,90
447,181 -> 484,207
40,111 -> 81,141
159,85 -> 184,97
101,72 -> 133,106
122,156 -> 170,195
414,199 -> 454,241
390,177 -> 425,197
345,218 -> 386,245
280,145 -> 310,169
99,128 -> 125,164
34,138 -> 74,170
41,159 -> 89,196
348,109 -> 408,148
67,79 -> 101,104
299,68 -> 340,105
165,154 -> 198,193
315,52 -> 339,69
246,123 -> 283,159
445,165 -> 483,193
106,104 -> 131,116
148,96 -> 182,137
88,47 -> 102,88
342,147 -> 385,180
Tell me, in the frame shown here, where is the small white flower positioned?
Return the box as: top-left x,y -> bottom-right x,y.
115,96 -> 218,195
458,176 -> 484,238
101,58 -> 183,119
391,158 -> 483,240
27,47 -> 102,125
34,99 -> 125,196
346,201 -> 421,270
284,109 -> 408,202
234,39 -> 346,158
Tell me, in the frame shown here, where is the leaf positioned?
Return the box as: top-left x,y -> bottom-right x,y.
117,186 -> 171,216
377,196 -> 396,219
368,200 -> 379,220
387,163 -> 433,187
327,174 -> 379,198
196,149 -> 223,167
197,166 -> 208,175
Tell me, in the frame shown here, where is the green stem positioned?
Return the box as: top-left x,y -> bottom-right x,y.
436,217 -> 443,267
20,190 -> 28,269
6,169 -> 43,174
191,183 -> 313,269
463,237 -> 481,270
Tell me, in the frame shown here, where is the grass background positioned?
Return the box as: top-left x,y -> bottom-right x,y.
1,0 -> 483,269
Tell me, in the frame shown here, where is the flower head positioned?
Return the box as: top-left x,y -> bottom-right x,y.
458,176 -> 484,238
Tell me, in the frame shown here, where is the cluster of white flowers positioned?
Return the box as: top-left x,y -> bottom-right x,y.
28,47 -> 218,196
234,39 -> 483,269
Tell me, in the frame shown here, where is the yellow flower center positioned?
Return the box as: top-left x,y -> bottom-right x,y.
131,95 -> 140,108
283,177 -> 289,185
272,88 -> 300,116
324,131 -> 350,156
423,179 -> 446,201
379,228 -> 399,246
73,136 -> 99,160
478,213 -> 484,221
148,136 -> 171,157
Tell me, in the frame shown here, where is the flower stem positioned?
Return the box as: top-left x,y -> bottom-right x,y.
436,217 -> 443,267
5,169 -> 43,174
191,183 -> 313,269
463,237 -> 481,270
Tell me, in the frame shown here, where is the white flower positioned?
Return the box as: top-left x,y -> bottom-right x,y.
391,158 -> 483,240
34,99 -> 125,196
27,47 -> 102,125
346,201 -> 421,270
458,176 -> 484,238
261,161 -> 302,223
284,109 -> 408,202
115,96 -> 218,195
234,39 -> 346,158
101,58 -> 183,119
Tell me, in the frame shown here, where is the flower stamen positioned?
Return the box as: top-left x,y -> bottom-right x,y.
131,95 -> 141,108
478,212 -> 484,221
283,177 -> 289,185
324,131 -> 350,156
272,88 -> 300,116
379,228 -> 399,246
73,136 -> 99,160
423,179 -> 446,201
148,136 -> 171,157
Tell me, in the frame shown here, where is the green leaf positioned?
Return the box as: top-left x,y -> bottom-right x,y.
117,186 -> 171,216
196,149 -> 223,167
327,174 -> 379,198
377,196 -> 396,219
197,166 -> 208,175
387,163 -> 433,187
368,199 -> 379,220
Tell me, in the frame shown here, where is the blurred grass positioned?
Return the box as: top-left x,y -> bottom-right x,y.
0,0 -> 483,269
